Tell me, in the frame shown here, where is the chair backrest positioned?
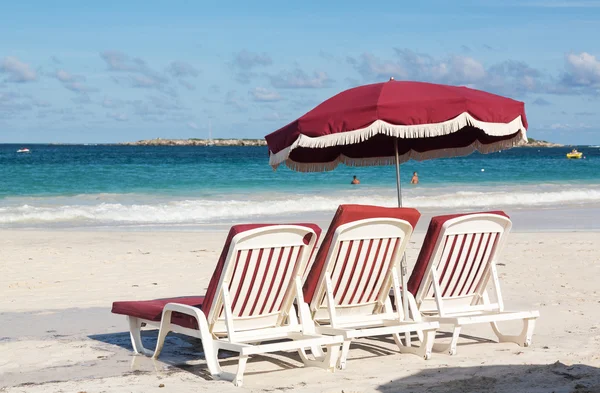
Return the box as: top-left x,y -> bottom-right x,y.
303,204 -> 420,323
301,240 -> 321,283
203,224 -> 320,333
408,212 -> 512,315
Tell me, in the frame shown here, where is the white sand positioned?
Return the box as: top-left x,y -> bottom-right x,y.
1,229 -> 599,392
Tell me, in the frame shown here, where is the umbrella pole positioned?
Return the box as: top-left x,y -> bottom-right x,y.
394,141 -> 402,207
395,142 -> 412,336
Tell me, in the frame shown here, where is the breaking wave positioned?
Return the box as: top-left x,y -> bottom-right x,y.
1,186 -> 600,227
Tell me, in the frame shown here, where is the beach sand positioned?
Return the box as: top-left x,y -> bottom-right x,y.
1,228 -> 599,392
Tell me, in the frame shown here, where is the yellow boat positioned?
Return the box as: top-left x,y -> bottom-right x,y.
566,152 -> 583,159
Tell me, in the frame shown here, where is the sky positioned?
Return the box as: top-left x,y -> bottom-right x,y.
0,0 -> 599,144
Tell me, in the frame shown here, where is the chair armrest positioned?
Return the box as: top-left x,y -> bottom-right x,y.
162,302 -> 210,328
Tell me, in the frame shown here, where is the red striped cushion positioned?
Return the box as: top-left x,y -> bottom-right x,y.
111,223 -> 321,330
202,223 -> 321,315
407,211 -> 509,296
303,204 -> 421,304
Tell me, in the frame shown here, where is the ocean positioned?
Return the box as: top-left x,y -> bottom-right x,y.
1,143 -> 599,228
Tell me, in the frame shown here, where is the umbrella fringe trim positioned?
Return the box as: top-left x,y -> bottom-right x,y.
269,113 -> 526,168
275,133 -> 523,173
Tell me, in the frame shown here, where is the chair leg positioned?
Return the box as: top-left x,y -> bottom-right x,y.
233,356 -> 249,387
398,328 -> 436,360
433,325 -> 461,355
491,318 -> 537,347
152,314 -> 172,359
407,294 -> 425,342
202,340 -> 225,379
127,317 -> 153,356
310,345 -> 325,358
297,344 -> 325,363
337,340 -> 351,370
325,344 -> 341,371
208,348 -> 242,386
392,332 -> 403,348
299,344 -> 340,371
449,325 -> 461,355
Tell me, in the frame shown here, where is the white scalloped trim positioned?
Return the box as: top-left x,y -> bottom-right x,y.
279,133 -> 524,172
269,113 -> 527,171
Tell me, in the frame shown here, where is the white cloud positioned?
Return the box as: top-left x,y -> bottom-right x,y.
0,91 -> 52,115
564,52 -> 600,86
55,69 -> 78,82
101,50 -> 170,92
348,50 -> 489,86
187,121 -> 199,129
53,69 -> 97,93
394,49 -> 487,85
231,50 -> 272,85
347,53 -> 406,81
0,56 -> 37,82
347,49 -> 549,96
100,50 -> 142,72
249,87 -> 282,102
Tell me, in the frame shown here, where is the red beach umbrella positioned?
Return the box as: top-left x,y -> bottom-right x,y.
266,79 -> 528,206
265,79 -> 528,322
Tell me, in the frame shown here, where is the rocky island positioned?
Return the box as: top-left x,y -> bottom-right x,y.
122,137 -> 563,148
519,137 -> 564,148
121,138 -> 267,146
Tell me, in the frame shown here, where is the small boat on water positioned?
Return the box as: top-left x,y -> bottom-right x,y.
16,148 -> 31,153
566,149 -> 583,159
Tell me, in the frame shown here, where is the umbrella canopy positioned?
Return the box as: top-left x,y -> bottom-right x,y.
266,80 -> 528,172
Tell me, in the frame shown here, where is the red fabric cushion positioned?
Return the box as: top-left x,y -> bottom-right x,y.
112,223 -> 321,330
303,204 -> 421,304
111,296 -> 205,329
407,211 -> 509,295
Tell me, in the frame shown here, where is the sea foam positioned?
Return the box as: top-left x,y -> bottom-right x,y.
1,186 -> 600,226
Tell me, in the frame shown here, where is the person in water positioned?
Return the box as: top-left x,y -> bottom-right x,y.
410,172 -> 419,184
351,175 -> 360,185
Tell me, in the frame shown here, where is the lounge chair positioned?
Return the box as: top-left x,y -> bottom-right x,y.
302,205 -> 440,370
406,212 -> 539,355
112,223 -> 343,386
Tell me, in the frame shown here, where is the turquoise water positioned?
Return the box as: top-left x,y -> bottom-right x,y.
1,144 -> 599,227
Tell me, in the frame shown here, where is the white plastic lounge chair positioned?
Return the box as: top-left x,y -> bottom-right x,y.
112,223 -> 342,386
302,205 -> 440,370
406,211 -> 540,355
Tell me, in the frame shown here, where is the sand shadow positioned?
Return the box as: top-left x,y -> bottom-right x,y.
372,330 -> 495,348
88,330 -> 303,379
89,327 -> 501,380
377,362 -> 600,393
